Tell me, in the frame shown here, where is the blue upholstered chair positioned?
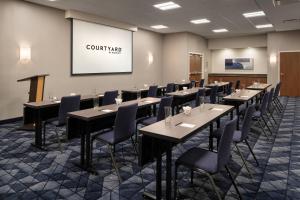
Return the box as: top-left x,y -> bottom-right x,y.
209,86 -> 218,104
273,82 -> 283,112
235,80 -> 241,89
174,117 -> 241,200
139,96 -> 173,126
102,90 -> 118,106
43,95 -> 81,151
92,103 -> 138,183
199,79 -> 205,88
166,83 -> 175,93
266,88 -> 277,127
190,80 -> 196,88
148,85 -> 158,97
195,88 -> 206,107
212,105 -> 258,178
252,92 -> 271,138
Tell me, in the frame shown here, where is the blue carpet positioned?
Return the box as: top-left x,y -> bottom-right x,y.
0,97 -> 294,199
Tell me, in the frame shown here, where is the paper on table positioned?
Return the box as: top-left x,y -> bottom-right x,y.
144,100 -> 153,103
98,94 -> 104,97
241,96 -> 249,98
101,109 -> 113,113
54,100 -> 61,103
211,108 -> 224,111
178,123 -> 196,128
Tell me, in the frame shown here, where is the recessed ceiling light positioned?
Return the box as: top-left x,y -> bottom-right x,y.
243,11 -> 265,18
256,24 -> 273,29
153,2 -> 181,11
48,0 -> 57,1
151,25 -> 168,29
212,29 -> 228,33
190,18 -> 211,24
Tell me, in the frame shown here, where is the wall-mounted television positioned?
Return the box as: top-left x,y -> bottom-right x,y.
225,58 -> 254,70
71,19 -> 133,75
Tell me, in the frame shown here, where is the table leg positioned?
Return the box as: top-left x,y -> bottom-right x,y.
236,105 -> 240,130
32,109 -> 45,150
166,142 -> 172,200
153,104 -> 157,117
209,123 -> 214,151
80,122 -> 85,167
85,123 -> 92,169
156,141 -> 162,200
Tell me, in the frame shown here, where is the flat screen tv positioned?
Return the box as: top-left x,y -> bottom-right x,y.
225,58 -> 254,70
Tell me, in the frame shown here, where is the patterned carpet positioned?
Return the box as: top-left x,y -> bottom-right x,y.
0,97 -> 297,200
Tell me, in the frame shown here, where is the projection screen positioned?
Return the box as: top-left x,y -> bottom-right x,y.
72,19 -> 133,75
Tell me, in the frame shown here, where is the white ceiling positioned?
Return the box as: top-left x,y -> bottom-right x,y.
25,0 -> 300,38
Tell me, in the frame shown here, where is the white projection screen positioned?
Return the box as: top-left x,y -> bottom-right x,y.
72,19 -> 133,75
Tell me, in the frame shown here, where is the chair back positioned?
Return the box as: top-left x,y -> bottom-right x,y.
200,79 -> 205,87
210,86 -> 218,104
235,80 -> 241,89
166,83 -> 175,93
157,97 -> 173,121
195,89 -> 206,107
148,85 -> 158,97
240,104 -> 256,141
58,95 -> 81,125
217,117 -> 237,170
114,103 -> 138,142
260,92 -> 270,115
103,90 -> 118,106
190,80 -> 196,88
267,88 -> 274,109
227,82 -> 233,95
273,82 -> 281,99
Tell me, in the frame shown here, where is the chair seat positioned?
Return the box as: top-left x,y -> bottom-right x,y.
176,147 -> 218,174
94,130 -> 116,145
252,110 -> 261,119
140,117 -> 157,126
212,128 -> 242,143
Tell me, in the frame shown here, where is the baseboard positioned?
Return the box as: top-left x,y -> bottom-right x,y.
0,117 -> 23,125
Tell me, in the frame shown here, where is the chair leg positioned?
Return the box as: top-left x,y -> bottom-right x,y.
191,170 -> 194,184
257,120 -> 269,139
225,165 -> 242,200
55,127 -> 63,153
235,143 -> 253,179
205,172 -> 222,200
245,139 -> 259,166
262,116 -> 273,134
108,144 -> 122,183
43,122 -> 46,146
130,136 -> 138,156
174,164 -> 178,200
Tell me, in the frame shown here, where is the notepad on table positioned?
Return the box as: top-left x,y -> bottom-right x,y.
54,100 -> 61,103
178,123 -> 196,128
211,108 -> 224,111
101,109 -> 113,113
241,96 -> 249,98
144,100 -> 153,103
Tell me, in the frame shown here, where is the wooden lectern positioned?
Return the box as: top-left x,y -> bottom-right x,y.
18,74 -> 49,102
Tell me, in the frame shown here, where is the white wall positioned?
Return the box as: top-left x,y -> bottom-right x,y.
211,47 -> 268,74
0,0 -> 163,120
162,32 -> 210,84
267,30 -> 300,85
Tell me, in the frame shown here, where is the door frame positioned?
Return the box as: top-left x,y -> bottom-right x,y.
188,52 -> 204,79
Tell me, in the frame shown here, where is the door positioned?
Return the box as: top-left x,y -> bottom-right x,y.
280,52 -> 300,96
189,53 -> 202,85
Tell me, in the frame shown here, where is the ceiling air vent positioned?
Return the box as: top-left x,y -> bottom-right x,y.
273,0 -> 300,7
282,18 -> 300,23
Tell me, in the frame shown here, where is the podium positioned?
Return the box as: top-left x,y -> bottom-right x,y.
18,74 -> 49,102
18,74 -> 49,131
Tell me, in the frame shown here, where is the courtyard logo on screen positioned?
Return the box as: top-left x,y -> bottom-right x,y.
86,44 -> 122,54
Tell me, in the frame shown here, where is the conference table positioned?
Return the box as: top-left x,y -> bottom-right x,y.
67,97 -> 161,172
206,81 -> 230,93
223,89 -> 262,129
23,94 -> 104,150
246,83 -> 271,91
174,82 -> 191,90
139,103 -> 234,200
166,87 -> 211,115
121,86 -> 166,101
